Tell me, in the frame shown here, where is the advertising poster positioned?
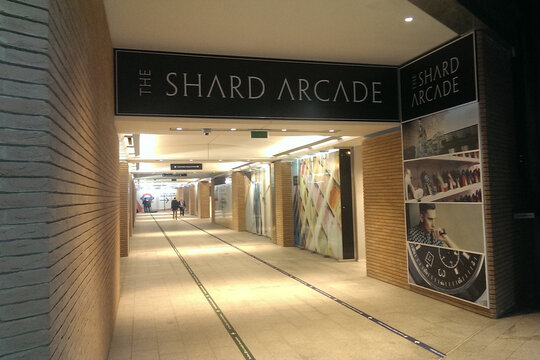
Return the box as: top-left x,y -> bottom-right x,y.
400,33 -> 489,307
214,183 -> 233,227
293,150 -> 343,259
245,166 -> 272,237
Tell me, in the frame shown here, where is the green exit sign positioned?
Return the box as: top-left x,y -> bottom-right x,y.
251,130 -> 268,138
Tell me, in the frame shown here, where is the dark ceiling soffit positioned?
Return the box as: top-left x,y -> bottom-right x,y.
408,0 -> 487,35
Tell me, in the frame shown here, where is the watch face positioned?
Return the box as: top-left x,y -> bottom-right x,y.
407,242 -> 485,300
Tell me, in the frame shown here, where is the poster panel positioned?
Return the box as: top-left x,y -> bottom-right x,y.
245,166 -> 272,237
402,102 -> 479,161
404,150 -> 482,203
400,33 -> 489,308
214,183 -> 232,227
293,151 -> 342,259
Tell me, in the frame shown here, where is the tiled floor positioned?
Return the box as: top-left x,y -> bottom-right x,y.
108,212 -> 540,360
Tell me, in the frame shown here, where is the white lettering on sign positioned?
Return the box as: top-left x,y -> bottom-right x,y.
138,69 -> 151,96
277,78 -> 384,103
410,56 -> 460,108
164,73 -> 385,104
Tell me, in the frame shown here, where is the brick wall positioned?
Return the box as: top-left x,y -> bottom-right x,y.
363,131 -> 409,288
0,1 -> 120,358
198,181 -> 210,218
274,162 -> 294,246
232,172 -> 247,231
183,187 -> 190,211
120,162 -> 129,257
476,30 -> 518,317
130,180 -> 136,236
189,184 -> 197,215
176,187 -> 184,201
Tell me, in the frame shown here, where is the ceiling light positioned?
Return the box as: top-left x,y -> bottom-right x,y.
218,159 -> 222,162
405,17 -> 413,22
290,148 -> 309,155
176,127 -> 182,130
329,129 -> 335,133
230,128 -> 237,131
189,159 -> 193,162
312,139 -> 338,149
281,129 -> 287,132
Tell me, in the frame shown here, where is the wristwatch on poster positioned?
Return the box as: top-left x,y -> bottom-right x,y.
407,242 -> 486,303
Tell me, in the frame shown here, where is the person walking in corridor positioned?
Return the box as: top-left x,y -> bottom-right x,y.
171,197 -> 180,220
179,199 -> 185,216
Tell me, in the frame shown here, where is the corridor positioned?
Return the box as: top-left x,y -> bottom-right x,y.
108,213 -> 540,360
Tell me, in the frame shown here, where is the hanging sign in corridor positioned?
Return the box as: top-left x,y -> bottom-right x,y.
115,49 -> 399,121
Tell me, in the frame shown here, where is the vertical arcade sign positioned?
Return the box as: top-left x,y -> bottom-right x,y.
400,33 -> 489,307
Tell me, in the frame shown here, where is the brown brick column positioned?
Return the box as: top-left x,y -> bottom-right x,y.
189,184 -> 197,215
232,172 -> 247,231
119,164 -> 130,257
274,161 -> 294,246
363,131 -> 407,287
175,187 -> 184,202
183,187 -> 190,211
198,181 -> 210,218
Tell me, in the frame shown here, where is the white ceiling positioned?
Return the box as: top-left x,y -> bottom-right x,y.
104,0 -> 457,182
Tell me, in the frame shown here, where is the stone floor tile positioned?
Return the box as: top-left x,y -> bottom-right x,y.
108,213 -> 540,360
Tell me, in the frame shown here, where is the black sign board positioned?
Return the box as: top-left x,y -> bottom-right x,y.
400,33 -> 477,121
170,163 -> 203,170
115,49 -> 399,121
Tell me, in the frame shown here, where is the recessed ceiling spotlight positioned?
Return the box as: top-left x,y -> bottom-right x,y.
329,129 -> 335,133
189,159 -> 193,162
176,127 -> 182,130
405,16 -> 413,22
282,129 -> 287,132
219,160 -> 222,162
231,128 -> 237,131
